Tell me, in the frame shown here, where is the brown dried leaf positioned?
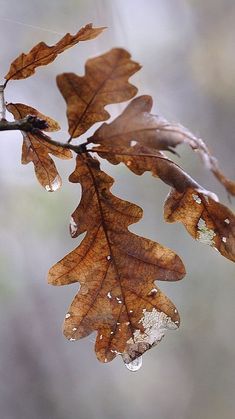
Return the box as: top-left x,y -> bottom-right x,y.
56,48 -> 141,139
164,188 -> 235,262
7,103 -> 72,191
48,154 -> 185,366
7,102 -> 61,132
90,95 -> 235,196
5,24 -> 105,81
92,144 -> 235,262
92,143 -> 202,190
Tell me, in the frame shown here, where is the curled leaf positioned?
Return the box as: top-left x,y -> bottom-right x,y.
90,95 -> 235,196
48,154 -> 185,365
5,24 -> 105,81
7,103 -> 72,191
56,48 -> 141,139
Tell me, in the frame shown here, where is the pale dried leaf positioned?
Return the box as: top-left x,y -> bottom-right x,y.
90,95 -> 235,195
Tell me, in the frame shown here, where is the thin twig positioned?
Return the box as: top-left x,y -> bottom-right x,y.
0,85 -> 6,120
0,115 -> 48,132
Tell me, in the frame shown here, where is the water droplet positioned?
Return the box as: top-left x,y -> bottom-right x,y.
124,356 -> 143,372
45,175 -> 61,192
106,255 -> 111,261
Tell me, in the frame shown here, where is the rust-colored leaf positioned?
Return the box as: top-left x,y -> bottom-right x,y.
7,103 -> 72,191
90,95 -> 235,196
90,95 -> 168,148
92,143 -> 203,190
164,188 -> 235,262
5,23 -> 105,81
91,144 -> 235,262
7,103 -> 61,132
48,154 -> 185,367
56,48 -> 141,139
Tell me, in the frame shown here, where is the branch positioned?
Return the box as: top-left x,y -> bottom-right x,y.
0,115 -> 49,132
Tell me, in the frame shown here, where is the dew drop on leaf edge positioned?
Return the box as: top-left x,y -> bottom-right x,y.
45,175 -> 61,192
124,355 -> 143,372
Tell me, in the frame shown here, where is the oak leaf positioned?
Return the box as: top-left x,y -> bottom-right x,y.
5,24 -> 105,81
91,143 -> 235,262
7,103 -> 72,191
164,188 -> 235,262
90,95 -> 235,196
56,48 -> 141,139
48,154 -> 185,367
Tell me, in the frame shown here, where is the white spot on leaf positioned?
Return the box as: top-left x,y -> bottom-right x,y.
222,237 -> 227,243
127,308 -> 178,348
65,313 -> 71,319
197,218 -> 216,246
224,219 -> 230,224
70,217 -> 78,237
148,288 -> 158,296
130,140 -> 137,147
192,194 -> 202,204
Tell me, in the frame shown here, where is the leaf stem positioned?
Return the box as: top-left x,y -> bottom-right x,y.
86,147 -> 183,169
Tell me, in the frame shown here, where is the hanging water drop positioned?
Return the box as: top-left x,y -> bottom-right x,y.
45,175 -> 61,192
124,355 -> 143,372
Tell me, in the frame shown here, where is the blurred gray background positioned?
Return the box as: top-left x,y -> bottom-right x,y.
0,1 -> 235,418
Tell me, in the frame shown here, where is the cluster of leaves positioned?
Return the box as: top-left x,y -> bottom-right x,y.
2,24 -> 235,371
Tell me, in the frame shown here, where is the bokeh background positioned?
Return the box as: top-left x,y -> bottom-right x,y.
0,1 -> 235,418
